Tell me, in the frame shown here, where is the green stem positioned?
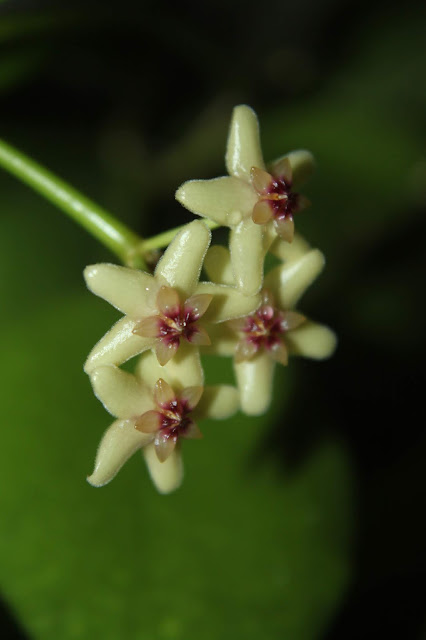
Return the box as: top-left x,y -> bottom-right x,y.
140,218 -> 219,252
0,138 -> 147,269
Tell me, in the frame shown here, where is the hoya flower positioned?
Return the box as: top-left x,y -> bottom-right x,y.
87,346 -> 239,493
202,243 -> 336,415
176,105 -> 314,295
84,220 -> 260,372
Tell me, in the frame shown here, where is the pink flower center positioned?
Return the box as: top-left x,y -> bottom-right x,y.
261,177 -> 300,221
156,397 -> 194,441
243,304 -> 287,352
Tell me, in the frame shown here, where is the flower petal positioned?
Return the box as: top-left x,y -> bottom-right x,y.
154,433 -> 177,462
84,317 -> 155,373
268,150 -> 315,189
153,378 -> 175,408
90,366 -> 152,418
195,282 -> 261,323
229,219 -> 264,295
234,339 -> 258,363
264,249 -> 325,309
271,156 -> 292,184
134,351 -> 167,387
269,232 -> 311,262
187,326 -> 211,346
184,293 -> 213,320
175,177 -> 256,226
143,442 -> 183,494
252,200 -> 273,225
183,421 -> 203,440
269,341 -> 288,365
225,105 -> 265,180
155,339 -> 179,366
87,419 -> 153,487
84,264 -> 156,318
136,345 -> 204,389
251,167 -> 273,195
133,315 -> 161,338
194,385 -> 240,420
234,352 -> 276,416
135,410 -> 161,433
286,322 -> 337,359
180,385 -> 203,411
203,245 -> 234,286
274,216 -> 295,243
156,286 -> 180,317
155,220 -> 211,297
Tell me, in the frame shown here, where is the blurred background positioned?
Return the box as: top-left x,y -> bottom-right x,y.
0,0 -> 425,638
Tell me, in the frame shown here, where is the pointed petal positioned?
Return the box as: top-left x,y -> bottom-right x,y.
155,433 -> 177,462
269,232 -> 311,262
154,378 -> 175,408
274,216 -> 295,243
281,310 -> 306,331
187,326 -> 211,346
155,339 -> 179,366
195,385 -> 240,420
297,195 -> 311,211
271,157 -> 292,184
156,286 -> 180,316
252,200 -> 273,225
84,317 -> 155,373
269,341 -> 288,365
90,366 -> 152,418
203,245 -> 234,286
84,264 -> 155,318
87,419 -> 152,487
143,442 -> 183,494
155,220 -> 211,297
183,421 -> 203,439
251,167 -> 273,195
135,410 -> 162,433
184,293 -> 213,320
234,339 -> 258,363
234,352 -> 276,416
133,315 -> 161,338
225,105 -> 265,180
195,282 -> 261,323
229,219 -> 264,295
286,322 -> 337,359
180,385 -> 203,411
268,150 -> 315,189
175,177 -> 256,226
264,249 -> 325,309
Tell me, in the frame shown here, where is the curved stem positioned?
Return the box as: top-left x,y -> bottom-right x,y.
140,218 -> 219,252
0,138 -> 147,269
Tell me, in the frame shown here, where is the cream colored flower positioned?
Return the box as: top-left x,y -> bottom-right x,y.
203,242 -> 336,415
176,105 -> 314,295
84,220 -> 260,373
87,346 -> 239,493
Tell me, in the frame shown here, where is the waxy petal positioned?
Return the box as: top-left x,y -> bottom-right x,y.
274,216 -> 295,243
136,345 -> 204,390
252,200 -> 273,225
286,322 -> 337,359
229,219 -> 264,295
264,249 -> 325,309
234,339 -> 258,363
155,339 -> 179,366
133,315 -> 161,338
135,410 -> 161,433
143,442 -> 183,494
234,352 -> 276,416
271,156 -> 292,184
187,326 -> 211,346
269,232 -> 311,262
225,105 -> 265,180
84,264 -> 156,318
87,419 -> 153,487
195,385 -> 240,420
203,245 -> 234,286
251,166 -> 274,195
183,421 -> 203,440
156,286 -> 180,317
153,378 -> 175,408
84,317 -> 155,373
176,177 -> 256,226
155,433 -> 177,462
155,220 -> 210,297
184,293 -> 213,320
180,385 -> 203,411
268,150 -> 315,189
269,341 -> 288,366
195,282 -> 261,323
281,310 -> 306,331
90,366 -> 152,418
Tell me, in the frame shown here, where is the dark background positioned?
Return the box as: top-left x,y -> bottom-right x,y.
0,1 -> 425,638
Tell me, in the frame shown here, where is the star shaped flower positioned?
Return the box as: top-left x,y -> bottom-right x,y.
87,346 -> 239,493
84,220 -> 260,373
175,105 -> 314,295
202,241 -> 336,415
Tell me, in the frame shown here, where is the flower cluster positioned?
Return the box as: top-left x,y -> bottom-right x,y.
85,105 -> 336,493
